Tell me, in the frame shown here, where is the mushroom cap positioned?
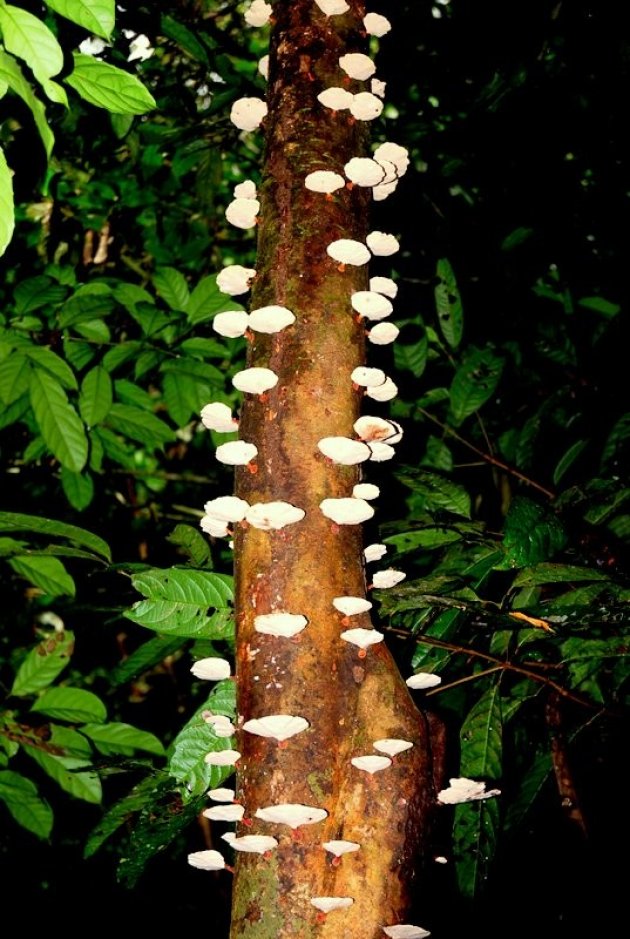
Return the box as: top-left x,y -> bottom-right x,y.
246,501 -> 306,530
258,54 -> 269,78
437,777 -> 501,805
200,402 -> 239,433
351,366 -> 387,387
351,754 -> 392,774
373,738 -> 414,757
207,787 -> 236,802
369,276 -> 398,298
367,442 -> 396,462
205,715 -> 236,737
364,543 -> 388,563
374,142 -> 410,176
366,378 -> 398,402
352,483 -> 380,501
203,495 -> 249,523
371,78 -> 387,99
200,516 -> 230,537
202,804 -> 245,822
190,657 -> 232,681
368,322 -> 400,345
363,12 -> 392,37
326,238 -> 371,266
351,291 -> 393,321
215,440 -> 258,466
319,497 -> 374,525
249,305 -> 296,334
222,833 -> 278,854
217,265 -> 256,296
244,0 -> 272,27
354,415 -> 399,443
332,596 -> 373,616
344,157 -> 386,187
204,749 -> 241,765
305,170 -> 346,193
367,230 -> 400,256
234,179 -> 257,199
322,840 -> 361,857
382,927 -> 431,939
406,672 -> 442,690
340,627 -> 384,649
317,86 -> 354,110
350,91 -> 383,121
232,367 -> 279,394
225,197 -> 260,229
255,803 -> 328,829
213,310 -> 250,338
314,0 -> 350,15
254,611 -> 309,637
317,436 -> 371,465
339,53 -> 376,81
243,714 -> 309,741
310,897 -> 354,913
230,96 -> 268,132
372,568 -> 407,588
187,849 -> 226,871
373,180 -> 399,201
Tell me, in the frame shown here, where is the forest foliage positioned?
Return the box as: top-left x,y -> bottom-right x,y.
0,0 -> 628,933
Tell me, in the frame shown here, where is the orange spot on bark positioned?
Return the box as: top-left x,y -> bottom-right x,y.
247,462 -> 258,474
316,912 -> 326,924
242,817 -> 253,827
331,855 -> 341,867
358,649 -> 367,659
278,739 -> 288,750
345,181 -> 354,191
337,262 -> 346,272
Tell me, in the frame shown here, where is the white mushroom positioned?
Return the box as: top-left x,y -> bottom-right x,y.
373,738 -> 414,757
200,402 -> 239,433
213,310 -> 250,338
368,322 -> 400,345
354,415 -> 400,443
244,0 -> 272,27
230,97 -> 268,132
319,498 -> 374,525
374,142 -> 410,176
225,198 -> 260,229
234,179 -> 257,199
243,714 -> 309,741
246,501 -> 306,530
255,803 -> 328,829
207,787 -> 236,802
305,170 -> 346,194
332,596 -> 372,616
249,305 -> 296,333
190,657 -> 232,681
339,53 -> 376,81
406,673 -> 442,690
204,749 -> 241,766
367,230 -> 400,256
254,612 -> 308,637
200,516 -> 230,538
372,569 -> 406,588
317,87 -> 354,111
322,840 -> 360,858
326,238 -> 371,266
215,440 -> 258,466
367,442 -> 396,462
382,927 -> 431,939
366,378 -> 398,402
344,157 -> 386,187
202,804 -> 245,822
371,78 -> 387,98
340,627 -> 384,650
352,483 -> 380,501
363,12 -> 392,37
350,91 -> 383,121
310,897 -> 354,913
222,833 -> 278,854
317,436 -> 371,465
258,55 -> 269,79
351,291 -> 393,321
314,0 -> 350,15
187,849 -> 226,871
350,754 -> 392,774
232,367 -> 279,395
370,276 -> 398,298
205,715 -> 236,738
351,366 -> 387,387
202,495 -> 249,523
364,543 -> 388,563
437,777 -> 501,805
373,180 -> 399,201
217,265 -> 256,296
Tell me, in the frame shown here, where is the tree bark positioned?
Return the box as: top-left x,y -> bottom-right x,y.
231,3 -> 437,935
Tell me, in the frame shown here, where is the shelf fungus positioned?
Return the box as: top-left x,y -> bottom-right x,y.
366,377 -> 398,402
352,483 -> 380,501
257,54 -> 269,79
242,714 -> 309,742
245,501 -> 306,530
222,833 -> 278,854
371,78 -> 387,99
364,543 -> 388,563
350,91 -> 384,121
406,672 -> 442,691
354,415 -> 401,443
372,568 -> 407,588
367,442 -> 396,462
253,611 -> 308,637
305,170 -> 345,194
351,365 -> 387,388
367,230 -> 400,256
352,290 -> 393,321
233,179 -> 257,199
317,436 -> 371,465
204,749 -> 241,766
369,276 -> 398,298
363,12 -> 392,37
332,596 -> 373,616
213,310 -> 250,338
339,53 -> 376,81
340,627 -> 385,653
382,927 -> 431,939
326,238 -> 371,267
217,264 -> 256,295
314,0 -> 350,16
190,657 -> 232,681
373,738 -> 414,757
207,787 -> 236,803
320,497 -> 374,525
243,0 -> 272,27
202,804 -> 245,823
187,850 -> 227,871
232,367 -> 279,395
368,322 -> 400,345
350,754 -> 392,774
437,777 -> 501,805
205,714 -> 236,738
200,516 -> 230,538
322,840 -> 360,858
225,197 -> 260,229
317,86 -> 354,112
310,897 -> 354,913
254,803 -> 328,829
202,495 -> 249,524
200,402 -> 239,433
215,440 -> 258,467
230,97 -> 268,132
374,142 -> 410,177
248,305 -> 296,333
344,157 -> 386,187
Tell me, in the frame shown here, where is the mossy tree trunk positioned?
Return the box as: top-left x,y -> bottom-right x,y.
231,3 -> 438,936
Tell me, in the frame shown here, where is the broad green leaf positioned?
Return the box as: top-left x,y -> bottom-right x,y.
105,403 -> 174,449
169,681 -> 236,797
114,378 -> 154,410
10,630 -> 75,696
0,5 -> 64,83
577,295 -> 620,318
23,743 -> 101,804
552,438 -> 588,486
459,683 -> 503,780
449,347 -> 504,425
401,469 -> 471,519
9,555 -> 76,598
153,267 -> 190,312
160,357 -> 225,386
160,13 -> 210,63
434,257 -> 463,348
24,345 -> 78,390
0,353 -> 30,404
0,145 -> 15,257
102,340 -> 142,373
384,528 -> 462,554
180,337 -> 230,359
126,302 -> 169,338
421,435 -> 454,472
44,0 -> 115,38
0,391 -> 28,429
60,468 -> 94,510
65,54 -> 156,115
79,366 -> 113,426
504,750 -> 552,831
393,332 -> 428,378
0,511 -> 110,561
40,76 -> 68,106
84,772 -> 162,859
14,276 -> 67,314
186,274 -> 243,324
29,369 -> 88,472
166,524 -> 213,568
0,51 -> 54,156
79,722 -> 165,757
500,497 -> 567,568
31,687 -> 107,723
125,567 -> 233,638
0,770 -> 53,838
162,370 -> 200,426
512,563 -> 610,588
110,634 -> 188,686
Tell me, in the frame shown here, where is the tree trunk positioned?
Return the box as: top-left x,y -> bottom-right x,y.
231,3 -> 437,935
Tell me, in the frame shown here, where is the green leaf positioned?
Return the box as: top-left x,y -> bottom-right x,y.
125,567 -> 233,638
504,749 -> 552,831
29,369 -> 88,472
23,743 -> 101,804
110,635 -> 188,686
0,145 -> 15,257
79,722 -> 165,757
512,563 -> 610,588
162,370 -> 200,426
552,438 -> 588,486
400,469 -> 471,518
449,347 -> 504,425
0,511 -> 110,561
105,403 -> 174,449
0,51 -> 54,157
383,528 -> 462,554
0,393 -> 29,429
24,345 -> 78,390
58,283 -> 114,327
166,524 -> 213,568
10,630 -> 75,696
168,681 -> 236,797
60,468 -> 94,510
84,772 -> 161,859
65,53 -> 156,114
79,366 -> 113,426
0,770 -> 53,838
160,13 -> 209,64
9,555 -> 76,598
0,5 -> 64,83
577,295 -> 620,318
14,276 -> 67,314
0,352 -> 30,404
393,332 -> 428,378
43,0 -> 115,39
153,267 -> 190,312
31,687 -> 107,723
186,274 -> 242,324
435,257 -> 463,348
500,497 -> 567,568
